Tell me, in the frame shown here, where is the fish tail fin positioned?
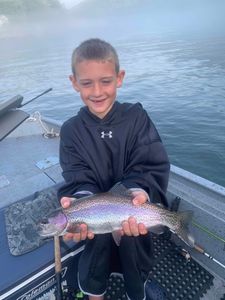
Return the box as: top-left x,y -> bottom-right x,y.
176,211 -> 195,247
178,211 -> 193,227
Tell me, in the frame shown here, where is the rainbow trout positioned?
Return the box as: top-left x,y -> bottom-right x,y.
38,184 -> 194,246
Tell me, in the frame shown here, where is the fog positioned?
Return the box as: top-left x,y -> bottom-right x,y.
1,0 -> 225,41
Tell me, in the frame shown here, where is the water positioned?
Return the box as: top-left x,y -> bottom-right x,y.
1,33 -> 225,187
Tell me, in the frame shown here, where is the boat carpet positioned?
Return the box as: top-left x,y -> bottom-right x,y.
102,233 -> 219,300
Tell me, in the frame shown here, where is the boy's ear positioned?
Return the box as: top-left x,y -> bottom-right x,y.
116,70 -> 125,88
69,75 -> 80,92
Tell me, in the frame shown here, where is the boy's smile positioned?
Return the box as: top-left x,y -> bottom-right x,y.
70,60 -> 125,119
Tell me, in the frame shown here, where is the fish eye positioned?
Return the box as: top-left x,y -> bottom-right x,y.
41,218 -> 49,225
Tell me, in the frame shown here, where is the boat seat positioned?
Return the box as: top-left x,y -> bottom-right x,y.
0,109 -> 29,141
0,95 -> 23,116
0,95 -> 29,141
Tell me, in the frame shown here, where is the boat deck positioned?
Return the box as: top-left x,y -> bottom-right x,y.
0,114 -> 63,209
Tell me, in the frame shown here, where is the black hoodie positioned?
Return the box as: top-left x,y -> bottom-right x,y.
58,101 -> 170,206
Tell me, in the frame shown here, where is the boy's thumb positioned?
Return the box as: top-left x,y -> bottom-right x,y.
132,197 -> 140,205
132,194 -> 146,206
60,197 -> 71,208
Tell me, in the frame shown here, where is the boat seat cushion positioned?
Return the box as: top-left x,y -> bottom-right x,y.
4,183 -> 62,256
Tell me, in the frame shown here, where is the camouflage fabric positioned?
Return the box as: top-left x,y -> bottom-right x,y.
4,184 -> 61,256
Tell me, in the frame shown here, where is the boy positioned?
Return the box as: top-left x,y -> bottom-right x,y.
58,38 -> 170,300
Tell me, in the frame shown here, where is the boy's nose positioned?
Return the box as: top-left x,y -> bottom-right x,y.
92,83 -> 102,97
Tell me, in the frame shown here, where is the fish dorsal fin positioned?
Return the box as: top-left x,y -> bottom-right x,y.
109,183 -> 133,198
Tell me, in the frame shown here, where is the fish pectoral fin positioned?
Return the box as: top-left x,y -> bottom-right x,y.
149,225 -> 165,235
66,223 -> 83,233
112,230 -> 123,246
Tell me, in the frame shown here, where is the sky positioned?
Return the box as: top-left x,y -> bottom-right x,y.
59,0 -> 84,9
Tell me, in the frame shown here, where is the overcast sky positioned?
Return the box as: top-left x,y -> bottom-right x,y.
59,0 -> 84,8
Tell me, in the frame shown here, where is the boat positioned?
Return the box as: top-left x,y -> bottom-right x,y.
0,92 -> 225,300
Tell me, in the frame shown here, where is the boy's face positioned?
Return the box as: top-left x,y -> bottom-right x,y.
69,59 -> 125,119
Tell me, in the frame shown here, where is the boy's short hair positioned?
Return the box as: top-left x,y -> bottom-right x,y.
71,38 -> 120,75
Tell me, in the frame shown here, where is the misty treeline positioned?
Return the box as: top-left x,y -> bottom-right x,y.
0,0 -> 63,16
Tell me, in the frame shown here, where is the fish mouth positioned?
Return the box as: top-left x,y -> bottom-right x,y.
37,212 -> 68,237
37,223 -> 60,237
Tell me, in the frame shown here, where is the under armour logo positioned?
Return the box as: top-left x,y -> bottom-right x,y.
101,131 -> 113,138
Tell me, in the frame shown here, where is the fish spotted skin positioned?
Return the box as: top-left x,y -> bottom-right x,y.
38,185 -> 194,247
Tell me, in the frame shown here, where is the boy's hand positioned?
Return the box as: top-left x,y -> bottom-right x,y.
60,197 -> 94,242
122,190 -> 148,236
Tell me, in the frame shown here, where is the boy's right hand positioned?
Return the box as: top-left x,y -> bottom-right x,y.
60,197 -> 95,242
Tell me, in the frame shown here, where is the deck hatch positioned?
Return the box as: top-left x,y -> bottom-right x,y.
36,156 -> 59,170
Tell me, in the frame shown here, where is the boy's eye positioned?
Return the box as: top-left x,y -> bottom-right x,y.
101,79 -> 112,84
80,81 -> 92,87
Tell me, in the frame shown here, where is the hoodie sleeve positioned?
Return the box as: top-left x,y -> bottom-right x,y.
121,107 -> 170,206
57,121 -> 101,200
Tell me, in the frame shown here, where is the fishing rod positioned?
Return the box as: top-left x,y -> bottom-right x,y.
179,244 -> 225,270
194,244 -> 225,270
20,88 -> 52,107
54,236 -> 63,300
172,197 -> 225,269
177,220 -> 225,270
190,221 -> 225,269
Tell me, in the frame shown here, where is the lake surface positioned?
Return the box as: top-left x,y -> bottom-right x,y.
1,32 -> 225,187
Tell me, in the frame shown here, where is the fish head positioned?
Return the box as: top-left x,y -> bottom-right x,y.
37,209 -> 67,237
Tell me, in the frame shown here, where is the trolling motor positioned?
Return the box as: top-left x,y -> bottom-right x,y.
0,88 -> 52,141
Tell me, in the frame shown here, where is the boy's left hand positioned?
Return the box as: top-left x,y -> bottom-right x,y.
122,190 -> 148,236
